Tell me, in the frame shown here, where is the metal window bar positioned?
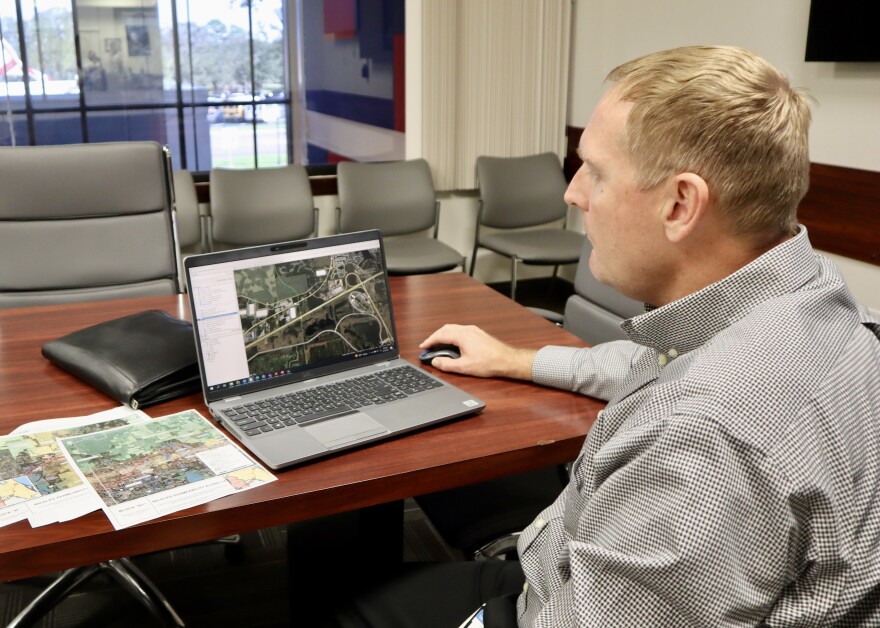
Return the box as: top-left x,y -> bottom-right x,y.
2,0 -> 293,172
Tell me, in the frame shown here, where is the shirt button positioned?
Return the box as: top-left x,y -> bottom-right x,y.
535,517 -> 545,529
523,581 -> 529,592
658,353 -> 668,367
667,348 -> 679,359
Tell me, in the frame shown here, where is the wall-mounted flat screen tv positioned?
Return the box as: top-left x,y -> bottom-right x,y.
805,0 -> 880,62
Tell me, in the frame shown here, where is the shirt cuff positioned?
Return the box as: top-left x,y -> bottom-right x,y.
532,345 -> 588,390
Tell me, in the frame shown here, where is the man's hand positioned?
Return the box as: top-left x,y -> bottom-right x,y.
419,324 -> 537,380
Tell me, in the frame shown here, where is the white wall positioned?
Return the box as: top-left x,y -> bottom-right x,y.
567,0 -> 880,309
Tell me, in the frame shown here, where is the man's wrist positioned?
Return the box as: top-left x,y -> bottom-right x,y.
500,347 -> 538,380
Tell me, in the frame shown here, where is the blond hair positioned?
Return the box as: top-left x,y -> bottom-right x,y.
607,45 -> 811,242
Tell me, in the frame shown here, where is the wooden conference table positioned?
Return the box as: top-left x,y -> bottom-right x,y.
0,272 -> 603,583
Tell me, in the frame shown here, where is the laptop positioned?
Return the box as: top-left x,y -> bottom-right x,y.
184,230 -> 485,470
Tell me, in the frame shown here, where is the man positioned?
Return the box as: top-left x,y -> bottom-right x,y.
328,45 -> 880,627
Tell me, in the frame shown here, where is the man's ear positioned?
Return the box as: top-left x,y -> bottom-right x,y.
661,173 -> 709,243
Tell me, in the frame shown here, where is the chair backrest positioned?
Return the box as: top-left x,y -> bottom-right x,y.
209,165 -> 316,247
476,152 -> 569,229
336,159 -> 437,236
563,239 -> 644,345
172,169 -> 202,250
0,141 -> 179,309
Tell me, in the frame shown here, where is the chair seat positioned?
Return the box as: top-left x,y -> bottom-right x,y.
385,236 -> 464,275
479,229 -> 583,264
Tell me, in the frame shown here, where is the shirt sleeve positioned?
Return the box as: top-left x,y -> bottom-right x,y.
531,341 -> 643,401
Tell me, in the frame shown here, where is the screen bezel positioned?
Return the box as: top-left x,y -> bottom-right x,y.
184,230 -> 400,405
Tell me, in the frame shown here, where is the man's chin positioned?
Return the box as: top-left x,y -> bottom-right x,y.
587,254 -> 610,286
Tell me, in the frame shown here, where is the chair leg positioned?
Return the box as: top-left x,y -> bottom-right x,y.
106,557 -> 186,627
510,258 -> 520,302
7,559 -> 186,628
7,565 -> 102,628
204,215 -> 214,252
471,204 -> 484,277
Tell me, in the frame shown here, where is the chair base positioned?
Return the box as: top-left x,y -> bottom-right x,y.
8,558 -> 185,628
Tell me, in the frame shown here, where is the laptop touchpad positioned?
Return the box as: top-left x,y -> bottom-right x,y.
303,413 -> 388,449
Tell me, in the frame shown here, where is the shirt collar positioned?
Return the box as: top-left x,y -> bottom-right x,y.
621,226 -> 817,356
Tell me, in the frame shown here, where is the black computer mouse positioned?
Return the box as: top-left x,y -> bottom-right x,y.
419,343 -> 461,363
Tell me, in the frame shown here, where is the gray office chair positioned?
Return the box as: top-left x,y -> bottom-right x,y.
561,238 -> 645,344
471,152 -> 584,301
0,142 -> 180,309
336,159 -> 465,275
414,238 -> 642,560
0,142 -> 185,624
172,169 -> 206,255
209,164 -> 318,251
172,169 -> 207,291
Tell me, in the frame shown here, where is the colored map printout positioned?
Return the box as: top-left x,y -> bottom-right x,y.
235,247 -> 393,376
0,407 -> 150,527
58,410 -> 275,530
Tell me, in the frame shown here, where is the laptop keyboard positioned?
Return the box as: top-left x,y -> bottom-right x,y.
222,364 -> 445,437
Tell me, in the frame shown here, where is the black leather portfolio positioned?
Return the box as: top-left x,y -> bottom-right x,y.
42,309 -> 202,409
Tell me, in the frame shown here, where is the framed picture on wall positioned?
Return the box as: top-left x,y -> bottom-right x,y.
104,37 -> 121,53
126,25 -> 150,56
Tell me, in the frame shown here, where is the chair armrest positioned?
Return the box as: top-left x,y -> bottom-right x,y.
527,307 -> 564,325
474,532 -> 521,561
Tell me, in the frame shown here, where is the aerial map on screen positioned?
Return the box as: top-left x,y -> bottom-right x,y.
234,247 -> 393,376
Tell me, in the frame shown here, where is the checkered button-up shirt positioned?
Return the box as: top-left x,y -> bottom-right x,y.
518,228 -> 880,627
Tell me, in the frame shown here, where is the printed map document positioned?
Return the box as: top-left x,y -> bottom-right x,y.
8,406 -> 149,437
0,407 -> 150,527
57,409 -> 276,530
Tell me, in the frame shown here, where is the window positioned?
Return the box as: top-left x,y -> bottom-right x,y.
1,0 -> 405,171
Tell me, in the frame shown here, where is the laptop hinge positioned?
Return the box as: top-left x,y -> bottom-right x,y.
222,396 -> 243,403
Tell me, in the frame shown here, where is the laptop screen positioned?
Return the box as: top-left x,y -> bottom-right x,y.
186,232 -> 398,401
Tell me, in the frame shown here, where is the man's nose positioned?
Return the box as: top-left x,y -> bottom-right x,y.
564,169 -> 587,210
